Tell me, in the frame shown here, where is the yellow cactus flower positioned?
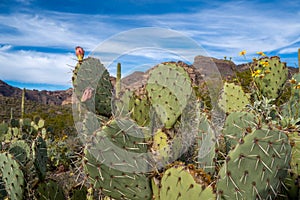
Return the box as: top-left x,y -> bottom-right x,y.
259,61 -> 269,67
289,78 -> 297,84
264,69 -> 271,74
239,50 -> 246,56
252,69 -> 262,78
256,51 -> 266,57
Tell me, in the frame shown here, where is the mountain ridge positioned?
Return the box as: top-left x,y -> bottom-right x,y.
1,56 -> 298,106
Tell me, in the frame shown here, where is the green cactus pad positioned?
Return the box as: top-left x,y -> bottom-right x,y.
252,56 -> 288,100
9,140 -> 31,165
282,73 -> 300,121
146,62 -> 193,128
83,117 -> 153,199
152,129 -> 172,166
79,111 -> 108,144
86,117 -> 151,173
159,165 -> 215,200
69,186 -> 88,200
0,152 -> 24,200
197,113 -> 216,174
130,94 -> 151,126
0,122 -> 8,137
223,111 -> 258,152
72,57 -> 113,117
36,180 -> 65,200
83,148 -> 152,200
218,82 -> 250,113
112,89 -> 133,117
288,132 -> 300,175
217,128 -> 291,200
32,135 -> 48,180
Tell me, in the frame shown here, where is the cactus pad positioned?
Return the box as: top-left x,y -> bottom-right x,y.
217,128 -> 291,199
159,164 -> 215,200
72,57 -> 113,117
9,140 -> 31,165
218,82 -> 250,113
223,111 -> 258,151
252,56 -> 288,100
83,148 -> 152,200
196,113 -> 216,174
130,94 -> 151,126
282,73 -> 300,120
36,180 -> 65,200
146,62 -> 193,128
288,132 -> 300,175
0,152 -> 24,200
32,135 -> 48,180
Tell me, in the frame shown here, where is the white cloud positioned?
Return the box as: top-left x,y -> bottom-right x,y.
0,49 -> 75,86
278,47 -> 299,54
0,0 -> 299,89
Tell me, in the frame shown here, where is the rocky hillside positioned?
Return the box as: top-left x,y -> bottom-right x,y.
0,80 -> 73,106
0,55 -> 298,107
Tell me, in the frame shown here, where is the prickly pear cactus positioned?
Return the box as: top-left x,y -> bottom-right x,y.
282,73 -> 300,121
9,140 -> 31,165
0,152 -> 24,200
152,128 -> 171,166
32,135 -> 48,180
112,89 -> 133,117
217,127 -> 291,199
223,111 -> 258,152
288,132 -> 300,175
252,56 -> 288,100
159,164 -> 215,200
83,117 -> 152,199
69,186 -> 88,200
72,57 -> 113,117
196,113 -> 216,174
36,180 -> 65,200
146,62 -> 193,128
130,93 -> 151,126
83,148 -> 152,200
218,82 -> 250,113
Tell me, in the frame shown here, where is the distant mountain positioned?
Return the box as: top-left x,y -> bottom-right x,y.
0,56 -> 298,106
0,80 -> 73,106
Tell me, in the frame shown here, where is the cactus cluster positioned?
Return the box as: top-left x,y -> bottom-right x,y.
252,56 -> 288,100
72,51 -> 300,200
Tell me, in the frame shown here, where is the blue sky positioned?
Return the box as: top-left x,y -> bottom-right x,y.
0,0 -> 300,91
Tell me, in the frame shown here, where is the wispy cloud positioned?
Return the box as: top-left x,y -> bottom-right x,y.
0,48 -> 74,86
0,0 -> 299,90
